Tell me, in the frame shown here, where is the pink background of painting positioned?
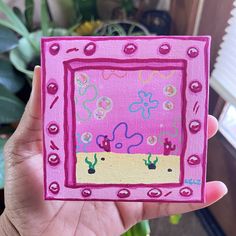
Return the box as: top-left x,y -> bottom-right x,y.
75,69 -> 183,155
41,36 -> 210,202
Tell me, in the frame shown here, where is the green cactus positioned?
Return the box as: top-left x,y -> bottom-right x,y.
143,153 -> 158,170
85,153 -> 98,174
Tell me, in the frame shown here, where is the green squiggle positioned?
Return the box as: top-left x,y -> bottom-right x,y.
77,85 -> 98,122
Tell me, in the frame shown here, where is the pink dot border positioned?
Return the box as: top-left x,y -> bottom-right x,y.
41,36 -> 210,202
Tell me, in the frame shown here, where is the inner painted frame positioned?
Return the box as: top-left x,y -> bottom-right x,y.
64,59 -> 187,187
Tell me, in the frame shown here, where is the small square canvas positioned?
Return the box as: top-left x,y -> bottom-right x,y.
41,36 -> 210,202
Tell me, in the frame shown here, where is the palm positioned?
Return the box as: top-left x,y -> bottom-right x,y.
4,137 -> 141,235
1,67 -> 227,236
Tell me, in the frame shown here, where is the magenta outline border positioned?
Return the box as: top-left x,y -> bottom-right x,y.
41,36 -> 210,202
63,59 -> 187,188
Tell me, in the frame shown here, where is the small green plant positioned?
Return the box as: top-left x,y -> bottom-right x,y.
143,153 -> 158,170
122,220 -> 150,236
85,153 -> 98,174
169,214 -> 182,225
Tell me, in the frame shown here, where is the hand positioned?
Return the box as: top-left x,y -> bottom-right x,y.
0,67 -> 227,236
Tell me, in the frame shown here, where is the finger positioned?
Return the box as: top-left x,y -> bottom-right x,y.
207,115 -> 218,139
10,66 -> 41,143
142,181 -> 227,220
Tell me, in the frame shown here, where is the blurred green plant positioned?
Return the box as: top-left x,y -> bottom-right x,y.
0,25 -> 25,124
122,220 -> 151,236
0,0 -> 71,80
0,84 -> 24,124
25,0 -> 34,31
0,0 -> 38,53
169,214 -> 182,225
95,21 -> 149,36
75,0 -> 99,21
121,0 -> 135,15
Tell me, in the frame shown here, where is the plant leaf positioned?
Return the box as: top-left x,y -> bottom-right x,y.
25,0 -> 34,31
153,156 -> 158,165
41,0 -> 51,36
85,157 -> 93,168
0,25 -> 18,53
9,31 -> 41,79
0,0 -> 29,38
48,28 -> 69,36
10,49 -> 34,79
13,7 -> 26,26
0,19 -> 25,36
143,159 -> 148,166
0,59 -> 25,93
0,0 -> 38,53
0,84 -> 25,124
92,153 -> 97,168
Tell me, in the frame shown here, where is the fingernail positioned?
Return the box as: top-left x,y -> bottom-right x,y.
32,65 -> 40,88
219,182 -> 228,195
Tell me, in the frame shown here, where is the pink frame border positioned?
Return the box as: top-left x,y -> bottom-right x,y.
41,36 -> 210,202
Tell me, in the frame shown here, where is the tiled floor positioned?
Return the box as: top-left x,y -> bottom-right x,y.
150,212 -> 208,236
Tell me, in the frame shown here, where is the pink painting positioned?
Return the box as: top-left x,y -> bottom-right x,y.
41,36 -> 210,202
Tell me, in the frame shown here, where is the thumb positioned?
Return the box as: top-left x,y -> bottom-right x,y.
4,66 -> 42,163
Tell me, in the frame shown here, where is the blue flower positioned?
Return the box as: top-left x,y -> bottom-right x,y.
129,90 -> 158,120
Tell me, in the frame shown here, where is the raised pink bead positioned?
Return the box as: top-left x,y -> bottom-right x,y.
47,123 -> 59,135
82,189 -> 92,197
147,188 -> 162,198
189,81 -> 202,93
179,187 -> 193,197
117,189 -> 130,198
187,155 -> 201,165
47,82 -> 58,95
187,47 -> 199,58
49,182 -> 60,194
84,42 -> 96,56
124,43 -> 137,55
48,153 -> 60,166
159,43 -> 171,55
189,120 -> 201,134
49,43 -> 60,55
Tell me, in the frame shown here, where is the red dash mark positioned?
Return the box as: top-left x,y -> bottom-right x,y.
164,191 -> 172,197
50,140 -> 59,150
195,105 -> 200,114
66,48 -> 79,53
193,101 -> 200,114
193,101 -> 198,112
50,96 -> 59,109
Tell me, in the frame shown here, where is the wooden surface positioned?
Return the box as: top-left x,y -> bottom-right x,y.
170,0 -> 200,35
198,0 -> 234,71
